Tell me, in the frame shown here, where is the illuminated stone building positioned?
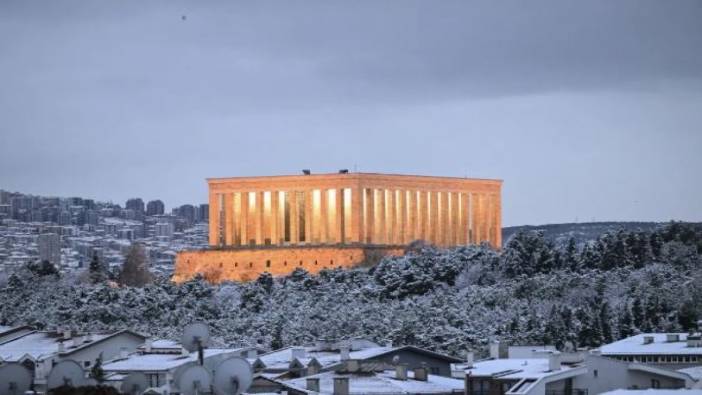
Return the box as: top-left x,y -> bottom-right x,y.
174,172 -> 502,282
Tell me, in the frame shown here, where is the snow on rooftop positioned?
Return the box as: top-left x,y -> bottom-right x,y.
602,390 -> 702,395
284,369 -> 463,394
0,331 -> 111,361
465,358 -> 580,380
678,366 -> 702,380
600,333 -> 702,355
103,349 -> 240,372
259,346 -> 396,370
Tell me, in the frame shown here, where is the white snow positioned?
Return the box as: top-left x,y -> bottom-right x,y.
600,334 -> 702,356
284,369 -> 464,394
602,390 -> 702,395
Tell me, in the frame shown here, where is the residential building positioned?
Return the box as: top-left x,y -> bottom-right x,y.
601,333 -> 702,369
37,232 -> 61,266
146,200 -> 165,216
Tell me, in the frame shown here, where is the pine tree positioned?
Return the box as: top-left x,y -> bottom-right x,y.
88,253 -> 107,284
618,306 -> 634,338
90,354 -> 105,382
632,297 -> 645,331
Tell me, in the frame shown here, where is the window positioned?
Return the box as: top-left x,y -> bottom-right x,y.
266,260 -> 271,268
219,262 -> 223,268
84,361 -> 90,368
330,260 -> 334,265
284,261 -> 287,266
593,369 -> 598,378
249,262 -> 253,268
430,367 -> 440,375
651,379 -> 660,389
299,260 -> 303,266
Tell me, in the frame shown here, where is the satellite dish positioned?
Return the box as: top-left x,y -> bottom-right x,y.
213,357 -> 253,395
121,372 -> 149,395
182,322 -> 210,353
0,364 -> 33,395
47,360 -> 86,390
182,322 -> 210,366
175,365 -> 212,395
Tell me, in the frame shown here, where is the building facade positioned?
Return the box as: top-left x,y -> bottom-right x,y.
174,172 -> 502,282
37,232 -> 61,266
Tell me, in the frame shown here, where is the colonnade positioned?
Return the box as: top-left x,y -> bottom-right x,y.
209,187 -> 501,248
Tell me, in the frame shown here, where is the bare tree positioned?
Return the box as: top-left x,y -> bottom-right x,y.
118,243 -> 152,287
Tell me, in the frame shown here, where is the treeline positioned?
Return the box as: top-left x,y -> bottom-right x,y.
0,222 -> 700,358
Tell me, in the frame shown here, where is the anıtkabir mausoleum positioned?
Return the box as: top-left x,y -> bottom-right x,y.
174,172 -> 502,282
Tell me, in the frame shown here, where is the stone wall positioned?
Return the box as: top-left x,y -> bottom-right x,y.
173,245 -> 405,283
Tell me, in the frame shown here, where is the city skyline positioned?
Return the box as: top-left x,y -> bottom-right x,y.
2,1 -> 702,226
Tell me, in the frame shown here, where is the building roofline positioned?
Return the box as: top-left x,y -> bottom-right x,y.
207,172 -> 503,184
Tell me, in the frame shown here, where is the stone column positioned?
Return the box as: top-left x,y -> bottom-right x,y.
364,188 -> 375,243
289,191 -> 298,244
255,191 -> 264,245
450,192 -> 460,246
474,193 -> 484,244
418,190 -> 428,242
320,189 -> 328,244
386,189 -> 399,244
397,190 -> 407,244
377,189 -> 386,244
208,191 -> 220,247
350,187 -> 362,243
304,189 -> 313,244
408,190 -> 417,242
271,191 -> 279,245
440,191 -> 449,247
335,188 -> 345,243
459,192 -> 468,245
494,192 -> 502,248
429,191 -> 439,245
223,192 -> 233,246
240,192 -> 249,245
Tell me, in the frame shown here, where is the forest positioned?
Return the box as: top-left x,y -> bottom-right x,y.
1,222 -> 700,358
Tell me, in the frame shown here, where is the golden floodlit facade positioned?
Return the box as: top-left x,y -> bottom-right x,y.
174,172 -> 502,282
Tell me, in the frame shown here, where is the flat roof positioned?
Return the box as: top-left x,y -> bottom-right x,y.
207,172 -> 502,184
600,333 -> 702,356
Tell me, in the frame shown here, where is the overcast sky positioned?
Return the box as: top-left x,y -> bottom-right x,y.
1,1 -> 701,226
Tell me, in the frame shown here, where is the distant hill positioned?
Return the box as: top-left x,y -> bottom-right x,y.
502,221 -> 674,247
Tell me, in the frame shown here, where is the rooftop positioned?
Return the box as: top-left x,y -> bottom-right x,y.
103,348 -> 240,372
283,369 -> 464,394
600,333 -> 702,356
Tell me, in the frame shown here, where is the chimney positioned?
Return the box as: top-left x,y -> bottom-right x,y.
63,330 -> 72,340
120,347 -> 130,359
58,341 -> 65,353
413,366 -> 428,381
489,341 -> 500,359
306,377 -> 320,392
395,365 -> 408,380
340,345 -> 350,361
465,351 -> 474,368
292,347 -> 306,359
333,377 -> 349,395
643,336 -> 654,345
666,334 -> 680,343
246,349 -> 258,359
548,352 -> 561,371
144,338 -> 153,353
